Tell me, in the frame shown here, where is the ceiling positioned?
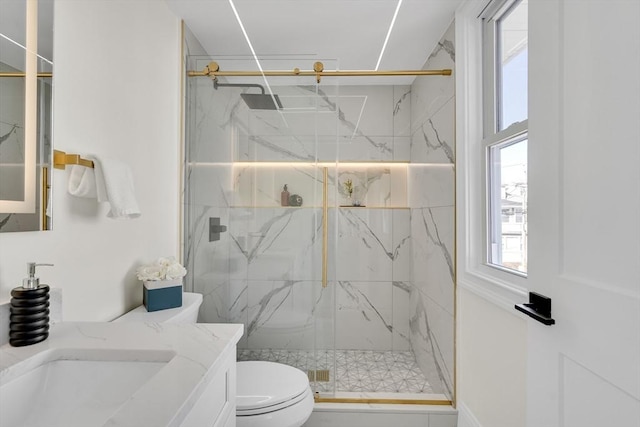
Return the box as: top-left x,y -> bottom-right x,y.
0,0 -> 53,71
166,0 -> 462,85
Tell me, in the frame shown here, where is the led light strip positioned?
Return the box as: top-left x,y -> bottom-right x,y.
188,162 -> 454,168
0,33 -> 53,65
227,0 -> 277,99
375,0 -> 403,71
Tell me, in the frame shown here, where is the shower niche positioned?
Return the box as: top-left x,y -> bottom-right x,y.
185,46 -> 455,403
231,163 -> 408,209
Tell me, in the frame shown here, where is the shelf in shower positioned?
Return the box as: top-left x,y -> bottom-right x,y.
338,206 -> 408,209
228,205 -> 409,209
229,205 -> 319,209
189,161 -> 410,167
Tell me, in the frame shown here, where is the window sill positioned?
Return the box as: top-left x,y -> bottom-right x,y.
458,264 -> 528,312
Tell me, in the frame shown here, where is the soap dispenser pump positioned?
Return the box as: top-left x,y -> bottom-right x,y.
10,262 -> 53,347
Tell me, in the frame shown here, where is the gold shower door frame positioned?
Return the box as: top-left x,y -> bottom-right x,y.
181,44 -> 456,407
313,165 -> 453,406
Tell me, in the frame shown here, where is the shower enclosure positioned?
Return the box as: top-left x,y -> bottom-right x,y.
184,43 -> 455,404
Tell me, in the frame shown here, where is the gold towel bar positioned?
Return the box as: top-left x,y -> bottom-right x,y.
53,150 -> 94,170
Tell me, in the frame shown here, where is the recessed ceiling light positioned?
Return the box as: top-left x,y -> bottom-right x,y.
0,33 -> 53,65
375,0 -> 403,71
227,0 -> 277,98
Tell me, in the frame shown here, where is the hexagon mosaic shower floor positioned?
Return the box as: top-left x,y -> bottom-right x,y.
237,349 -> 433,394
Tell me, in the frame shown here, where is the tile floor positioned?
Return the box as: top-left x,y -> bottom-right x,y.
237,349 -> 433,394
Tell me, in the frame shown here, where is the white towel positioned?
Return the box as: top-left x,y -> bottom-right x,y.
67,165 -> 98,198
92,156 -> 141,219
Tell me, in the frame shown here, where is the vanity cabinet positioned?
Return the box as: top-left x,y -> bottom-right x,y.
179,348 -> 237,427
0,322 -> 243,427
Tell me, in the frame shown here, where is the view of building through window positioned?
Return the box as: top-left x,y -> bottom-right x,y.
492,138 -> 527,272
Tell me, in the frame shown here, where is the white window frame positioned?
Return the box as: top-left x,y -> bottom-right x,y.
455,0 -> 528,308
482,0 -> 528,277
485,125 -> 528,276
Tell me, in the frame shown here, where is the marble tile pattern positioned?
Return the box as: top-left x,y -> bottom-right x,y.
185,81 -> 417,353
186,81 -> 412,163
0,322 -> 243,427
411,23 -> 456,164
237,349 -> 433,394
229,165 -> 408,209
185,23 -> 455,400
408,21 -> 456,399
191,208 -> 413,352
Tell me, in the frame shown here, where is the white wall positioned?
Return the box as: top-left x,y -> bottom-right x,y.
0,0 -> 182,321
457,289 -> 526,427
454,0 -> 528,426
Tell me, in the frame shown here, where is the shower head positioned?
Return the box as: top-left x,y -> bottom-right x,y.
240,93 -> 283,110
213,80 -> 282,110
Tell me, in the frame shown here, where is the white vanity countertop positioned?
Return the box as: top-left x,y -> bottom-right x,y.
0,322 -> 244,427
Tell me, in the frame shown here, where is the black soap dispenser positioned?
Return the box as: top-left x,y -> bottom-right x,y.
9,262 -> 53,347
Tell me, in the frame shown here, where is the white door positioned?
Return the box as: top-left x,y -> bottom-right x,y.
527,1 -> 640,426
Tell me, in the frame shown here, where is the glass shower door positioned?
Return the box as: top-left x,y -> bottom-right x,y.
184,56 -> 339,395
185,53 -> 456,404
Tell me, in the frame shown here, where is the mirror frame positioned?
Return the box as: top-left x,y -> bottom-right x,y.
0,0 -> 52,232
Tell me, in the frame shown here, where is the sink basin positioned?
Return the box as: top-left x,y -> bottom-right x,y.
0,322 -> 244,427
0,350 -> 172,427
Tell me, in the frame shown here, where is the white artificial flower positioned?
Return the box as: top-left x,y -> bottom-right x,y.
156,257 -> 173,267
137,257 -> 187,281
136,264 -> 163,281
164,263 -> 187,280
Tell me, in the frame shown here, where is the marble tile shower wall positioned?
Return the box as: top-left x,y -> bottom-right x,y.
408,22 -> 456,398
185,19 -> 455,396
231,84 -> 412,162
185,79 -> 418,354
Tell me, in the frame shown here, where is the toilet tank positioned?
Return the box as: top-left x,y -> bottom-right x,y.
114,292 -> 203,324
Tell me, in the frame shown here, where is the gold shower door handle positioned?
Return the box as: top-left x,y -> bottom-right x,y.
322,167 -> 328,288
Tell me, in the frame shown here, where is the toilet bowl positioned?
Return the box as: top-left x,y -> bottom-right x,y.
236,361 -> 314,427
114,292 -> 313,427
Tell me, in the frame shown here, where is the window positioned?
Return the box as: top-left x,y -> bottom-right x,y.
483,0 -> 528,275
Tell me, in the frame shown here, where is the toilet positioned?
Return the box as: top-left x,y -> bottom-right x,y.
114,292 -> 314,427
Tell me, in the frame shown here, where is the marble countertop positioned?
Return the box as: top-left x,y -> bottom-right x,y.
0,322 -> 243,427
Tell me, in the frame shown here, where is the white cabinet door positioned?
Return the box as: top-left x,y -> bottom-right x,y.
527,1 -> 640,426
179,350 -> 237,427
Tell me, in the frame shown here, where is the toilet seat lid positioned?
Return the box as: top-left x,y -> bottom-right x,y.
236,361 -> 310,411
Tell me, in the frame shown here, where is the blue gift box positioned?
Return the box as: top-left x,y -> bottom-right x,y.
143,279 -> 183,312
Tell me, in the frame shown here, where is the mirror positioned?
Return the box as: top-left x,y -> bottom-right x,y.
0,0 -> 53,232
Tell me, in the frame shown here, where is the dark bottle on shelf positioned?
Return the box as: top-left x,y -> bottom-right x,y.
10,262 -> 53,347
281,184 -> 290,206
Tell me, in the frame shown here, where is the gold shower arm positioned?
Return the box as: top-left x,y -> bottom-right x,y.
188,61 -> 451,83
